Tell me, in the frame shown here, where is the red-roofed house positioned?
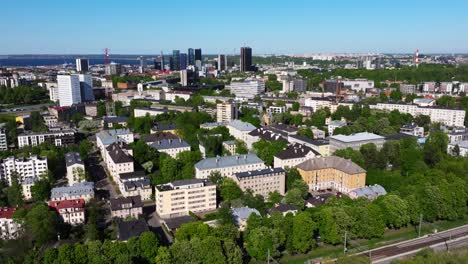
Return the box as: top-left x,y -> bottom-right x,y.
0,207 -> 23,239
49,199 -> 85,225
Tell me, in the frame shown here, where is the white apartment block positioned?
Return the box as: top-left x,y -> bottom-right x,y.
267,106 -> 286,114
96,129 -> 134,160
57,75 -> 81,107
195,154 -> 266,179
133,107 -> 167,117
0,208 -> 23,240
118,172 -> 152,201
110,196 -> 144,219
226,120 -> 257,142
0,128 -> 7,150
274,143 -> 320,169
217,103 -> 238,122
0,156 -> 48,186
150,139 -> 191,158
51,182 -> 95,202
105,143 -> 134,180
342,79 -> 374,92
369,103 -> 465,127
21,177 -> 37,200
65,152 -> 85,186
46,83 -> 59,102
228,79 -> 265,99
17,129 -> 75,148
49,199 -> 85,226
233,168 -> 286,197
155,179 -> 217,219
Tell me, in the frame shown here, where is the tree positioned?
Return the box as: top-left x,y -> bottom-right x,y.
7,171 -> 23,206
244,226 -> 285,260
317,207 -> 353,245
252,139 -> 287,166
234,140 -> 248,154
292,212 -> 317,253
268,191 -> 283,204
390,89 -> 402,102
175,221 -> 210,241
78,139 -> 93,160
138,231 -> 159,262
291,102 -> 300,111
219,178 -> 243,202
284,188 -> 305,209
376,194 -> 410,228
297,127 -> 314,139
24,203 -> 58,246
423,131 -> 448,166
31,178 -> 51,201
452,144 -> 460,156
285,168 -> 302,191
30,111 -> 47,132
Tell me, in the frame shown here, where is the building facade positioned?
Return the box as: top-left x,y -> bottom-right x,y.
217,103 -> 238,122
0,156 -> 48,185
18,129 -> 75,148
233,167 -> 285,197
57,75 -> 81,107
0,207 -> 23,240
65,152 -> 85,186
110,196 -> 144,219
195,154 -> 266,179
228,79 -> 265,99
49,199 -> 85,225
329,132 -> 385,153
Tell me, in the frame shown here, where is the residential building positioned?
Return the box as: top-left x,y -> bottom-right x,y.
47,83 -> 60,102
118,171 -> 152,201
0,207 -> 22,239
155,179 -> 217,218
110,196 -> 144,219
329,132 -> 385,153
348,185 -> 387,200
57,74 -> 81,107
400,123 -> 424,137
151,123 -> 177,134
287,136 -> 330,156
65,152 -> 85,186
268,203 -> 298,216
76,58 -> 89,72
149,138 -> 191,158
240,47 -> 252,72
297,156 -> 366,193
43,115 -> 58,128
328,120 -> 347,136
195,154 -> 266,179
245,128 -> 287,150
22,177 -> 37,200
267,106 -> 286,114
217,54 -> 226,71
51,182 -> 94,202
133,107 -> 167,117
233,167 -> 285,197
228,79 -> 265,99
369,103 -> 465,127
274,143 -> 320,168
96,129 -> 134,156
0,156 -> 48,185
231,207 -> 260,231
105,62 -> 123,75
117,219 -> 149,241
0,127 -> 7,150
223,140 -> 237,154
341,79 -> 374,92
141,132 -> 178,144
48,199 -> 85,225
103,116 -> 128,128
448,140 -> 468,157
217,103 -> 238,122
226,120 -> 257,142
17,129 -> 75,148
105,142 -> 134,180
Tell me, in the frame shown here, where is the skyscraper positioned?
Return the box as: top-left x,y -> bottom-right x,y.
172,50 -> 180,71
57,75 -> 81,107
217,54 -> 226,71
180,53 -> 188,70
77,74 -> 95,102
240,47 -> 252,72
105,62 -> 122,75
188,48 -> 195,66
160,51 -> 165,70
194,49 -> 202,61
139,56 -> 146,73
76,58 -> 89,72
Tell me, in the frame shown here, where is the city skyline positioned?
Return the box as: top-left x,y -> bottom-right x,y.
2,0 -> 468,54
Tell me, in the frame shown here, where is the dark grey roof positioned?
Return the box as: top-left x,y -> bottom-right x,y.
141,132 -> 179,143
106,143 -> 133,164
384,133 -> 416,141
296,156 -> 366,174
110,196 -> 143,211
248,128 -> 287,142
268,203 -> 298,213
305,193 -> 334,206
268,124 -> 298,135
123,179 -> 152,191
152,122 -> 177,131
103,116 -> 128,124
119,171 -> 146,180
288,135 -> 329,146
235,167 -> 284,179
163,215 -> 196,230
275,143 -> 319,160
65,152 -> 83,167
150,138 -> 190,150
117,219 -> 149,241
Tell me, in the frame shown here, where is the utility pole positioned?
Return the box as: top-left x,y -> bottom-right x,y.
418,214 -> 423,237
267,249 -> 270,264
344,231 -> 348,254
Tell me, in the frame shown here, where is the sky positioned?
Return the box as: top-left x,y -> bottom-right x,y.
1,0 -> 468,55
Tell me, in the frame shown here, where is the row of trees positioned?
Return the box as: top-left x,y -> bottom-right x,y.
0,85 -> 49,105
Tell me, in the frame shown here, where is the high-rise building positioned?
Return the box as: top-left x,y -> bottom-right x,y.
180,53 -> 187,70
77,74 -> 95,102
188,48 -> 195,66
154,58 -> 161,71
217,54 -> 226,71
105,62 -> 123,75
228,79 -> 265,99
194,49 -> 202,61
179,69 -> 196,86
139,56 -> 146,73
217,103 -> 238,122
160,51 -> 165,70
172,50 -> 180,71
0,126 -> 7,151
76,58 -> 89,72
240,47 -> 252,72
57,75 -> 81,106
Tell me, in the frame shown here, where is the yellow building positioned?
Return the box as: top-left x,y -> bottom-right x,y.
296,156 -> 366,194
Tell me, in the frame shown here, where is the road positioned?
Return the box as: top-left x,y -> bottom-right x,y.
356,224 -> 468,263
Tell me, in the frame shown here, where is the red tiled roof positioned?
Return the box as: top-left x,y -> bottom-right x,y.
0,207 -> 17,219
49,199 -> 85,210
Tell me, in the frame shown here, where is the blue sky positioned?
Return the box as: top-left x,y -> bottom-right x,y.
1,0 -> 468,54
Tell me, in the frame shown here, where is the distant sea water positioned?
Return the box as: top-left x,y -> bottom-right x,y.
0,58 -> 143,67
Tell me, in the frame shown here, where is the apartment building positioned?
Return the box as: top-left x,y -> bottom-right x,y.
21,177 -> 37,200
118,171 -> 152,201
195,154 -> 266,179
226,120 -> 257,142
0,156 -> 48,185
155,179 -> 217,218
244,127 -> 287,149
110,196 -> 144,219
369,103 -> 465,127
228,79 -> 265,99
328,120 -> 347,136
133,107 -> 168,117
297,156 -> 366,194
329,132 -> 385,153
287,135 -> 331,156
400,123 -> 424,137
48,199 -> 85,225
448,140 -> 468,157
17,129 -> 75,148
223,140 -> 237,154
96,129 -> 134,158
0,207 -> 23,240
0,127 -> 7,150
65,152 -> 85,186
274,143 -> 320,168
267,106 -> 286,114
51,182 -> 94,202
149,138 -> 191,158
216,103 -> 238,122
105,142 -> 134,180
233,167 -> 285,197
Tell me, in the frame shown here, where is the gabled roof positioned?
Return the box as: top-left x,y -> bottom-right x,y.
297,156 -> 366,174
248,128 -> 287,142
150,138 -> 190,150
110,196 -> 143,211
48,199 -> 85,210
141,132 -> 179,143
195,154 -> 264,170
65,152 -> 83,167
235,167 -> 284,179
117,219 -> 149,241
275,143 -> 319,160
106,143 -> 133,164
232,207 -> 260,220
0,207 -> 17,219
268,203 -> 298,214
